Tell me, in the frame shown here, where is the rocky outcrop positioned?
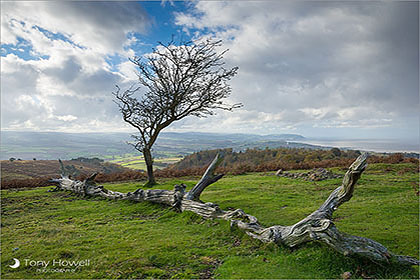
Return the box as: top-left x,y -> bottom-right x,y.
276,168 -> 342,181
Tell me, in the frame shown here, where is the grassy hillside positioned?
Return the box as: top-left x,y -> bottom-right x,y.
1,162 -> 418,279
1,158 -> 128,180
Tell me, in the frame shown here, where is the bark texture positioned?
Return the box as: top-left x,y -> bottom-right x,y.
143,147 -> 156,186
50,154 -> 419,266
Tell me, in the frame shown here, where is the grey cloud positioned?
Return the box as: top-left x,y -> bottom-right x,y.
2,1 -> 151,53
45,1 -> 151,51
1,58 -> 127,131
43,57 -> 82,83
177,1 -> 418,131
1,61 -> 44,128
42,56 -> 127,97
69,69 -> 122,96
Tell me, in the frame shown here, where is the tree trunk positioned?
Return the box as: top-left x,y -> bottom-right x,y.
143,147 -> 156,186
50,153 -> 419,266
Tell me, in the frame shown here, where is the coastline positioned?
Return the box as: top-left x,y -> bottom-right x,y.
294,139 -> 419,154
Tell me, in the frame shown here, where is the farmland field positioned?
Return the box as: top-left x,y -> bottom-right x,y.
107,154 -> 183,170
1,162 -> 418,279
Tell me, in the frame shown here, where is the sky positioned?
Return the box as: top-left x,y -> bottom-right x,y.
1,1 -> 419,141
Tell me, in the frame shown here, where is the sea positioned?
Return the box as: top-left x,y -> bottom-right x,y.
294,138 -> 419,154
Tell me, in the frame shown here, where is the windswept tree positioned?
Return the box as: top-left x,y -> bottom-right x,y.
114,39 -> 240,186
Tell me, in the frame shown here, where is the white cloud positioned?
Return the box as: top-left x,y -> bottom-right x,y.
1,1 -> 149,132
117,60 -> 140,83
55,115 -> 78,122
175,1 -> 419,138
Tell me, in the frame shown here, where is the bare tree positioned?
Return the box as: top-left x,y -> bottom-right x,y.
113,39 -> 240,186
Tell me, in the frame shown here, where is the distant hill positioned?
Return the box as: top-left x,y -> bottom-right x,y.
167,147 -> 363,172
1,157 -> 129,180
1,131 -> 133,160
1,131 -> 311,160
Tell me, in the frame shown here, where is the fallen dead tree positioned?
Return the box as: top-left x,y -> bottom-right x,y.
50,155 -> 419,266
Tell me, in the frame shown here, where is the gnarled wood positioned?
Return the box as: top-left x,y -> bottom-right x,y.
50,153 -> 419,266
185,152 -> 225,201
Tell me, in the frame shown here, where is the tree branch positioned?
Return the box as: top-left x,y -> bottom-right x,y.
185,152 -> 225,201
317,152 -> 368,219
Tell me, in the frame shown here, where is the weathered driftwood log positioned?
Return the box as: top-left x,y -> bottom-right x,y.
50,154 -> 419,266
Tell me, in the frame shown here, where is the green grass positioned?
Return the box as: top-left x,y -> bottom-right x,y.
1,163 -> 419,279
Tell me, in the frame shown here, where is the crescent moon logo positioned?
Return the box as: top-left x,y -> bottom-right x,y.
9,258 -> 20,268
